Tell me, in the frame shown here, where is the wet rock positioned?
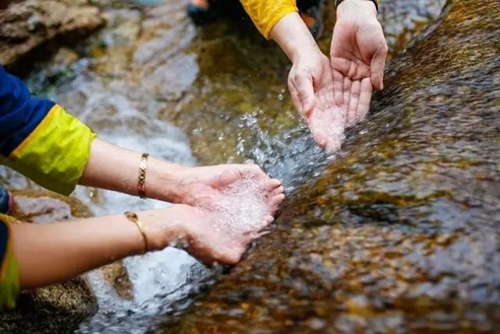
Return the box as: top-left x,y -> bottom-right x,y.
0,0 -> 105,74
168,0 -> 500,332
101,262 -> 134,301
0,278 -> 97,334
378,0 -> 447,59
0,190 -> 98,334
10,189 -> 93,223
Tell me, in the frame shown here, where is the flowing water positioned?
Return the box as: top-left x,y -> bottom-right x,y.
1,0 -> 447,332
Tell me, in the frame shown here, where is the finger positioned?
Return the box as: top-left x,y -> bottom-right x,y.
291,74 -> 315,116
241,163 -> 266,177
272,186 -> 285,196
332,69 -> 344,106
267,178 -> 281,190
270,193 -> 285,207
325,136 -> 343,153
347,80 -> 361,127
264,215 -> 275,224
370,42 -> 388,91
288,82 -> 303,115
249,216 -> 275,234
343,77 -> 352,110
256,230 -> 272,238
357,78 -> 373,122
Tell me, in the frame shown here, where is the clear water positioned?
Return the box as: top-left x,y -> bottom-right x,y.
0,0 -> 446,331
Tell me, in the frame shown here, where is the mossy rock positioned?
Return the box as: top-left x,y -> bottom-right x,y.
0,278 -> 98,334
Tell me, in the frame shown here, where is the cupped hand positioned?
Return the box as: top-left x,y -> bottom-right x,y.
141,201 -> 276,267
288,49 -> 347,153
330,0 -> 388,127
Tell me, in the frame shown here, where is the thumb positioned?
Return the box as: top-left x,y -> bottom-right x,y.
291,74 -> 315,116
370,42 -> 388,91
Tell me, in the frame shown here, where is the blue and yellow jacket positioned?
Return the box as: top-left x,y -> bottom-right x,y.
0,65 -> 96,308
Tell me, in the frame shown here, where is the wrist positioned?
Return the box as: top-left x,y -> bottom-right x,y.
139,208 -> 187,251
269,12 -> 320,63
336,0 -> 378,18
143,157 -> 185,202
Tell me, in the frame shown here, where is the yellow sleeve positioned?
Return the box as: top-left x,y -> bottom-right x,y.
0,217 -> 19,310
1,104 -> 96,196
240,0 -> 298,39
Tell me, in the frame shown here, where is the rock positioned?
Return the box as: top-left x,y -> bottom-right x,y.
0,190 -> 99,334
0,0 -> 105,74
378,0 -> 447,59
169,0 -> 500,332
101,262 -> 134,301
10,189 -> 93,223
0,278 -> 98,334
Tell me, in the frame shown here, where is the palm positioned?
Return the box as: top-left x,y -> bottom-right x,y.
288,54 -> 346,153
306,75 -> 346,153
330,15 -> 387,127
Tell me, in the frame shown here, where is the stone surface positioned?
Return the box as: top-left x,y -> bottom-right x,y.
164,0 -> 500,332
10,189 -> 93,223
0,0 -> 105,74
0,278 -> 97,334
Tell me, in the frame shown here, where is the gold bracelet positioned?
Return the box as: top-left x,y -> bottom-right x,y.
138,153 -> 149,199
124,211 -> 149,254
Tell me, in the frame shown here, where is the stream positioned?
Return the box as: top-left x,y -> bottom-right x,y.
0,0 -> 449,332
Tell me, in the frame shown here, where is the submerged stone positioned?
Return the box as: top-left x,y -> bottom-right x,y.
167,0 -> 500,332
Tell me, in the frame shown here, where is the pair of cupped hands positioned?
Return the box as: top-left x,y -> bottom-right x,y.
140,2 -> 388,268
284,1 -> 388,152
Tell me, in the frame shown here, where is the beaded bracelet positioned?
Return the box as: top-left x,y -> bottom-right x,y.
138,153 -> 149,199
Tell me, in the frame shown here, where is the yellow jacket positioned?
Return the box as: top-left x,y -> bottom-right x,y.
0,65 -> 95,309
240,0 -> 298,38
240,0 -> 381,38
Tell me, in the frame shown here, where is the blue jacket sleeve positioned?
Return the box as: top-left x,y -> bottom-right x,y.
0,65 -> 96,195
0,65 -> 55,157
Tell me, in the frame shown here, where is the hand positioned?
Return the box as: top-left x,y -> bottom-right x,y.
331,0 -> 388,126
141,204 -> 269,266
288,50 -> 346,152
270,12 -> 347,153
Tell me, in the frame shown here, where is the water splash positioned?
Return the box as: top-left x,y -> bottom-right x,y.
234,112 -> 331,193
211,174 -> 270,234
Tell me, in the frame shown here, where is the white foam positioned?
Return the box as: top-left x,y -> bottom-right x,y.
210,175 -> 270,236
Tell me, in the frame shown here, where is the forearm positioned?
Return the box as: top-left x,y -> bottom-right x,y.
11,214 -> 145,289
336,0 -> 378,18
79,138 -> 181,201
269,12 -> 320,62
240,0 -> 297,38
